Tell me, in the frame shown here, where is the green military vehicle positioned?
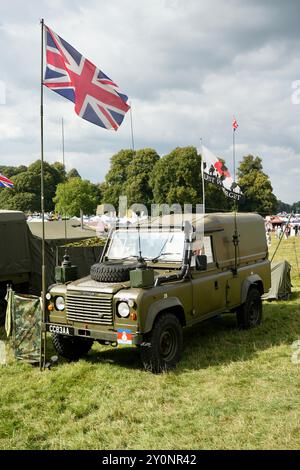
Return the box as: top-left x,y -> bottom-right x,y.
44,213 -> 271,373
0,211 -> 31,323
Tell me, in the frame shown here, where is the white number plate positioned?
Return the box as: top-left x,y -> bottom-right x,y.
47,324 -> 74,335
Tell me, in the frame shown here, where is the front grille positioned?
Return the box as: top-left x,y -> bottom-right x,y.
66,293 -> 113,325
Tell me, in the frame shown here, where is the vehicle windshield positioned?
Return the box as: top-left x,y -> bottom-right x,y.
107,230 -> 185,262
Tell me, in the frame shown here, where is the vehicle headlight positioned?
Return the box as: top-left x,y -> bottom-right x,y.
117,301 -> 130,318
55,296 -> 65,311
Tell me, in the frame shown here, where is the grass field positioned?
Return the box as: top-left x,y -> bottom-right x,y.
0,235 -> 300,450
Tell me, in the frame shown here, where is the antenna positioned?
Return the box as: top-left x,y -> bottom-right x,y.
137,217 -> 146,269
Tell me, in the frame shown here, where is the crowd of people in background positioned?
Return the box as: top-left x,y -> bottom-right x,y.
265,213 -> 300,246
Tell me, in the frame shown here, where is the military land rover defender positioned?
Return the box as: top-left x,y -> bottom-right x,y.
44,213 -> 271,373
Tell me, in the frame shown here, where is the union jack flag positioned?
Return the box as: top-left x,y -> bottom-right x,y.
43,25 -> 130,131
0,173 -> 14,189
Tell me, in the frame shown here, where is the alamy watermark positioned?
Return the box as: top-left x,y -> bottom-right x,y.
0,80 -> 5,105
95,196 -> 204,241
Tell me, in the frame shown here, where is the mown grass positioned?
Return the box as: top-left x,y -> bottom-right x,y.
0,235 -> 300,450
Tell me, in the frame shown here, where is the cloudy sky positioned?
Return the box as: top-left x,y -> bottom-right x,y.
1,0 -> 300,204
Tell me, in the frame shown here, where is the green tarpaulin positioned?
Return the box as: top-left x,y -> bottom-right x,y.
262,260 -> 292,301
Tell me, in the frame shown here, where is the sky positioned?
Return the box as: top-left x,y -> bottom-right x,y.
1,0 -> 300,204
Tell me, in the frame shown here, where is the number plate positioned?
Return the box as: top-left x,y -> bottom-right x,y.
46,324 -> 74,336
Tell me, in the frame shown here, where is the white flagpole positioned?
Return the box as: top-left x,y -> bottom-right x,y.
129,102 -> 135,151
200,138 -> 205,216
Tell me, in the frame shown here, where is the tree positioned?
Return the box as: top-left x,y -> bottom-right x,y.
292,201 -> 300,213
237,155 -> 277,214
54,178 -> 101,217
102,149 -> 135,208
13,160 -> 66,212
51,162 -> 67,185
0,190 -> 39,212
149,146 -> 230,210
277,200 -> 292,213
0,165 -> 27,178
67,168 -> 81,179
0,160 -> 71,212
125,148 -> 160,207
150,147 -> 201,206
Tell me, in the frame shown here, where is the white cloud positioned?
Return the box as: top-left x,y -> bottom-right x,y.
0,0 -> 300,204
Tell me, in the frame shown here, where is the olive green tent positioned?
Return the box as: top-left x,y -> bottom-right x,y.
27,221 -> 103,295
0,211 -> 31,284
262,260 -> 292,301
0,212 -> 104,324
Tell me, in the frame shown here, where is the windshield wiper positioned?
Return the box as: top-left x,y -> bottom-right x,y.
151,252 -> 181,263
110,255 -> 151,261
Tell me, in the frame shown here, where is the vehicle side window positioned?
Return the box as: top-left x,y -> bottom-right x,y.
191,235 -> 214,266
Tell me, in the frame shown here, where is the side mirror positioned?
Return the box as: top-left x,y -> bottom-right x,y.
195,254 -> 207,271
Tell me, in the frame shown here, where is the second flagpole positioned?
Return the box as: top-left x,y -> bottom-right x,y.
200,138 -> 205,216
232,117 -> 238,275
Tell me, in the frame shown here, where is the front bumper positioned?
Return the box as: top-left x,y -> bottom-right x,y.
43,322 -> 143,345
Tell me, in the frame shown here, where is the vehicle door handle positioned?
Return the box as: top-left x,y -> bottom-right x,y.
214,281 -> 218,290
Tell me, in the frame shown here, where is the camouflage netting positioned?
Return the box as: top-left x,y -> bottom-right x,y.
5,289 -> 41,363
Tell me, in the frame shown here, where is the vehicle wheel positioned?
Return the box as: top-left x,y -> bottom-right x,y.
0,298 -> 7,325
90,262 -> 137,283
52,333 -> 93,360
140,313 -> 183,373
236,286 -> 262,329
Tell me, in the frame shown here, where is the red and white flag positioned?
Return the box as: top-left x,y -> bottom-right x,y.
232,117 -> 238,131
201,145 -> 243,201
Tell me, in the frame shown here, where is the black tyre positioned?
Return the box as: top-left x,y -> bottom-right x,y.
90,262 -> 137,283
236,286 -> 262,330
140,313 -> 183,373
52,333 -> 93,360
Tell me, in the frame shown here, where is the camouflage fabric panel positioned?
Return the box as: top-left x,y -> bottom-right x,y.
14,295 -> 41,363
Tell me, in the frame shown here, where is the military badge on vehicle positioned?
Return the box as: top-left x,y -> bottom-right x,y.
117,329 -> 133,345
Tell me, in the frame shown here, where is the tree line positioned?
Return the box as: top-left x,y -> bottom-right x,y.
0,147 -> 291,216
0,161 -> 100,214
